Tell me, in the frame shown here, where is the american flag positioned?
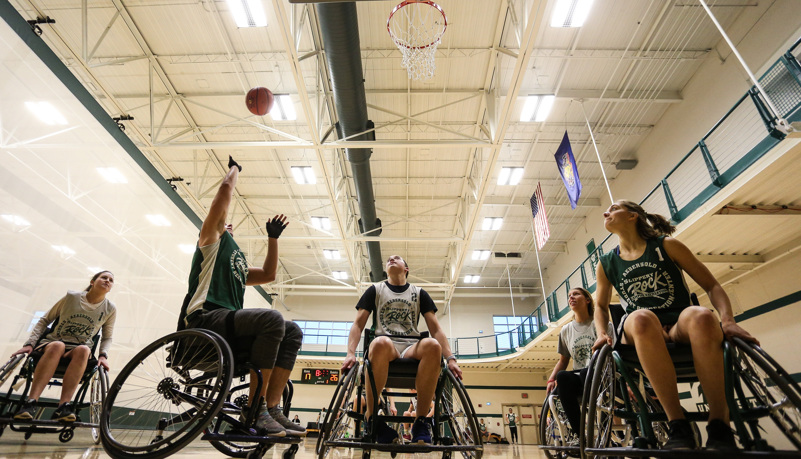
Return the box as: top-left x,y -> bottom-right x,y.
530,183 -> 550,250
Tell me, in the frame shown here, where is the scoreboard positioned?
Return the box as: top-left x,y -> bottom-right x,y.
301,368 -> 339,385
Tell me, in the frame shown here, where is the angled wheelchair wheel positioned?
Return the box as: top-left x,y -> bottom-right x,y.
207,383 -> 257,458
731,337 -> 801,450
317,365 -> 360,459
90,367 -> 109,445
0,354 -> 25,388
100,329 -> 233,459
441,368 -> 482,459
581,345 -> 616,459
540,395 -> 566,459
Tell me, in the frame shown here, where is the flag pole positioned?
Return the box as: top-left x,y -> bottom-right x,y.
581,101 -> 614,204
506,265 -> 516,318
529,217 -> 548,322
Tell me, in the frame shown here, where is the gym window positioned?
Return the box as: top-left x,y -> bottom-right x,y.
295,320 -> 350,346
493,315 -> 535,351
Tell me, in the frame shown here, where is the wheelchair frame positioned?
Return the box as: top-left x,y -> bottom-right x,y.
0,323 -> 108,444
316,331 -> 483,459
99,328 -> 301,459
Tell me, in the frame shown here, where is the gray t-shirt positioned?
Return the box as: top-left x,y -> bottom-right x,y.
557,319 -> 615,370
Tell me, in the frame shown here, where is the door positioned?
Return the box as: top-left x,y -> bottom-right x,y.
518,404 -> 537,444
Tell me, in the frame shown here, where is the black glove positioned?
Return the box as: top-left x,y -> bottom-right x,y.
228,155 -> 242,172
265,215 -> 288,239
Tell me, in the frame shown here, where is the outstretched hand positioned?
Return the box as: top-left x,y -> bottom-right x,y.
228,155 -> 242,172
11,345 -> 32,358
265,214 -> 288,239
722,321 -> 760,345
592,333 -> 613,352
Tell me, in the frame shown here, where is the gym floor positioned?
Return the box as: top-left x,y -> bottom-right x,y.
0,433 -> 539,458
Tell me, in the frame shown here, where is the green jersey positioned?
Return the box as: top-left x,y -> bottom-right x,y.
599,236 -> 691,325
185,231 -> 248,318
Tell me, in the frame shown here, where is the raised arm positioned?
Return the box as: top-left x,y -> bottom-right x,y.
246,215 -> 288,285
198,156 -> 241,247
593,261 -> 615,351
423,311 -> 462,379
342,308 -> 371,373
663,237 -> 758,344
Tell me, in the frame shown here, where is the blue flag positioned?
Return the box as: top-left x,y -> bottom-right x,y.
554,131 -> 582,209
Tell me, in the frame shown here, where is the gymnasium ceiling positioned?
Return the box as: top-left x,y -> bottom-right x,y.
1,0 -> 797,339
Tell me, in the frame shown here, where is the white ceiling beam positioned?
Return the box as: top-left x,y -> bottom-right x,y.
695,254 -> 765,263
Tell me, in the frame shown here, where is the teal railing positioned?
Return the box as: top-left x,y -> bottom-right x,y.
300,37 -> 801,359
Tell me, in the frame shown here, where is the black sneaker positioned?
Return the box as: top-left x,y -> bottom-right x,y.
411,417 -> 432,445
705,419 -> 738,450
52,403 -> 76,422
365,417 -> 399,444
13,398 -> 37,420
662,419 -> 697,450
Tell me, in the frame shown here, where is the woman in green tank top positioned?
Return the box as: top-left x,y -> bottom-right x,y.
593,200 -> 757,451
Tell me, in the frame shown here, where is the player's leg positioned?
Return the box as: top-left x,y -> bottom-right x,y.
364,336 -> 401,420
403,337 -> 442,444
14,341 -> 67,419
265,320 -> 307,436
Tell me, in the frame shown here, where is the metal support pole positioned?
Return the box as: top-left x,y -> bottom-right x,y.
581,101 -> 615,204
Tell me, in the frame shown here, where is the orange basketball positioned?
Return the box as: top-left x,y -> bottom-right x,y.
246,87 -> 274,116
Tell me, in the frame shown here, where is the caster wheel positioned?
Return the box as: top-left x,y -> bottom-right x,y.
150,435 -> 164,445
391,453 -> 398,459
59,429 -> 74,443
362,450 -> 371,459
283,443 -> 299,459
246,449 -> 264,459
442,452 -> 452,459
24,431 -> 33,440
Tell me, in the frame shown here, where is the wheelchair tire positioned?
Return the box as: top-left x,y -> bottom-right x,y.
731,337 -> 801,449
539,395 -> 565,459
442,368 -> 482,459
207,383 -> 257,458
90,367 -> 108,445
581,344 -> 616,459
100,329 -> 233,459
317,364 -> 359,459
0,354 -> 25,387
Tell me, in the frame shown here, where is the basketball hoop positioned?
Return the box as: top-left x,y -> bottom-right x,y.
387,0 -> 447,81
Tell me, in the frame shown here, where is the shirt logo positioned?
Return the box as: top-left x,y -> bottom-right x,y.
620,261 -> 676,310
55,313 -> 96,340
230,249 -> 249,288
379,299 -> 414,336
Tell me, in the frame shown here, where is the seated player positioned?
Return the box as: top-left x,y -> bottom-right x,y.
342,255 -> 462,445
181,156 -> 304,437
479,419 -> 502,443
593,200 -> 758,450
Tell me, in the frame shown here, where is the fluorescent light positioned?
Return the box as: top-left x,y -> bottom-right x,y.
96,167 -> 127,184
226,0 -> 267,28
52,245 -> 75,256
25,101 -> 67,125
464,274 -> 480,284
551,0 -> 595,28
179,244 -> 196,254
521,95 -> 555,122
87,266 -> 102,273
498,167 -> 524,185
311,216 -> 331,230
1,214 -> 31,226
472,250 -> 491,260
332,271 -> 348,280
270,95 -> 297,121
146,214 -> 171,227
482,217 -> 503,230
323,249 -> 340,260
291,166 -> 316,184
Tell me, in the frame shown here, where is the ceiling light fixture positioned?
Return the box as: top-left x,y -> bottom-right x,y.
464,274 -> 480,284
270,95 -> 297,121
482,217 -> 503,231
311,216 -> 331,230
520,95 -> 555,122
472,250 -> 491,260
291,166 -> 316,184
498,167 -> 524,185
146,214 -> 171,227
96,167 -> 127,184
1,214 -> 31,227
332,271 -> 348,280
226,0 -> 267,28
323,249 -> 341,260
52,245 -> 75,256
87,266 -> 102,273
550,0 -> 595,28
179,244 -> 196,254
25,101 -> 67,125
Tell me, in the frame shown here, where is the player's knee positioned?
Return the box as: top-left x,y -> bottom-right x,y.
627,310 -> 660,336
284,320 -> 303,344
418,337 -> 441,356
369,336 -> 395,358
255,309 -> 285,334
684,306 -> 721,336
72,345 -> 91,358
44,341 -> 66,354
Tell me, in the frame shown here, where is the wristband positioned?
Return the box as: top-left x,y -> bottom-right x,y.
99,353 -> 108,359
446,355 -> 457,362
547,379 -> 555,383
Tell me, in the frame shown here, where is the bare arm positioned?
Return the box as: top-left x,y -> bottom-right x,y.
663,237 -> 758,343
246,215 -> 288,286
199,158 -> 240,247
342,308 -> 371,372
424,311 -> 462,379
593,261 -> 615,351
546,354 -> 570,393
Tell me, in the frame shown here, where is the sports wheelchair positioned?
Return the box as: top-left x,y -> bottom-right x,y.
0,320 -> 108,444
541,392 -> 581,458
99,328 -> 301,459
580,303 -> 801,458
316,330 -> 483,459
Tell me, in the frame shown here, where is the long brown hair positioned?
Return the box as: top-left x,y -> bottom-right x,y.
86,271 -> 113,292
571,287 -> 594,317
618,200 -> 675,240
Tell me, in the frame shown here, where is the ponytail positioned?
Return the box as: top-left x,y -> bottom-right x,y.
618,200 -> 675,240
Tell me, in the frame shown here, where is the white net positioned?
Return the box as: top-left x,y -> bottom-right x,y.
387,1 -> 447,81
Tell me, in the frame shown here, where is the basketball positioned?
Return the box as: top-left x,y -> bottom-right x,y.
246,87 -> 274,116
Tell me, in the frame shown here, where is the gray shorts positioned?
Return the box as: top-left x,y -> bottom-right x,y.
391,337 -> 419,358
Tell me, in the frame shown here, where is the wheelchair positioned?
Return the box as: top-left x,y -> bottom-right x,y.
541,392 -> 581,458
580,303 -> 801,458
0,321 -> 108,444
316,330 -> 483,459
99,328 -> 301,459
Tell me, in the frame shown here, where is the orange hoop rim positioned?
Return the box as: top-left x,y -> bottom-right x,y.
387,0 -> 447,51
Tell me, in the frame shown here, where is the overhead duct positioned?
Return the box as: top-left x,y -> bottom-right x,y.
317,2 -> 385,282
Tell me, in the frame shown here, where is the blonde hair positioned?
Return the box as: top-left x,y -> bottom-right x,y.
618,200 -> 675,240
571,287 -> 594,317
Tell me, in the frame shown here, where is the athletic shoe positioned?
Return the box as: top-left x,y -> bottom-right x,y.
365,417 -> 399,444
662,419 -> 697,450
268,405 -> 307,437
705,419 -> 738,450
13,398 -> 37,420
51,403 -> 76,422
411,417 -> 432,445
241,403 -> 286,437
